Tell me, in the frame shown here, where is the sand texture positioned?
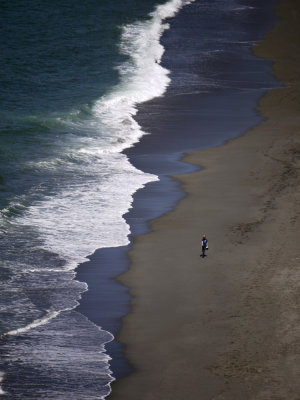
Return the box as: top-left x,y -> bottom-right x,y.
109,1 -> 300,398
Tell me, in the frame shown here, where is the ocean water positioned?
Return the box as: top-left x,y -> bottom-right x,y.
0,0 -> 278,398
0,0 -> 194,398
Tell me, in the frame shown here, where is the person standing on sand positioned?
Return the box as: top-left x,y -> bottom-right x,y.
201,234 -> 208,258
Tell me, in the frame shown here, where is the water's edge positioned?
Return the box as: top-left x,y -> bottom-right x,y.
76,0 -> 279,384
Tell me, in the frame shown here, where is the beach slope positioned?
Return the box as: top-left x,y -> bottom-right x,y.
110,1 -> 300,398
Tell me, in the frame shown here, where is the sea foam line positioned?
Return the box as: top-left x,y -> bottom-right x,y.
91,0 -> 195,154
4,310 -> 63,337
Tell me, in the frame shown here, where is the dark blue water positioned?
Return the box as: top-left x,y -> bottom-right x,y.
0,0 -> 279,398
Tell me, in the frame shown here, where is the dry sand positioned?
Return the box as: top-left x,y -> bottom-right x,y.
109,1 -> 300,399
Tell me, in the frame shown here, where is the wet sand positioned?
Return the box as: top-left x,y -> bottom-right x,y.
109,1 -> 300,399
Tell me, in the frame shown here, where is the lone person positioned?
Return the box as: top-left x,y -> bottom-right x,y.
201,234 -> 208,258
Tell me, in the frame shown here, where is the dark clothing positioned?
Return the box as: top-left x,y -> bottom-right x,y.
201,238 -> 208,257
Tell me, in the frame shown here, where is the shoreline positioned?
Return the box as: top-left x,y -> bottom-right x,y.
75,0 -> 277,382
109,0 -> 300,398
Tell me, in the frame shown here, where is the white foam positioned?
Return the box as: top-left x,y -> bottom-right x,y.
5,310 -> 63,337
0,371 -> 6,396
15,153 -> 157,271
90,0 -> 195,154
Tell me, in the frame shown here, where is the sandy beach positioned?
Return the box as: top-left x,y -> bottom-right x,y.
109,1 -> 300,399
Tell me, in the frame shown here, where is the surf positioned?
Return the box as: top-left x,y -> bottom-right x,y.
0,0 -> 195,398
